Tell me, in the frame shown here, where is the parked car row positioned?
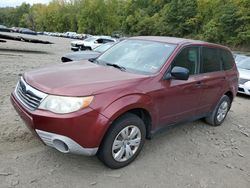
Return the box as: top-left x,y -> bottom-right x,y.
0,25 -> 12,32
19,28 -> 37,35
0,25 -> 37,35
42,31 -> 89,40
0,24 -> 89,39
11,27 -> 37,35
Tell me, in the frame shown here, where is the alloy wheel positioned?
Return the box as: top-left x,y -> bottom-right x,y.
217,101 -> 229,122
112,125 -> 141,162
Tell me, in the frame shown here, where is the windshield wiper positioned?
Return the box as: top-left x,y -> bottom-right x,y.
106,63 -> 126,71
88,58 -> 100,64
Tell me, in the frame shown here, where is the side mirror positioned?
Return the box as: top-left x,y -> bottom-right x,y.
170,66 -> 190,80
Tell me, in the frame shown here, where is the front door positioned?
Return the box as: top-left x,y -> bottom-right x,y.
153,46 -> 203,127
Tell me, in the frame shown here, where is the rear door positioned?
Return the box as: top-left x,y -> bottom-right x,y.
197,47 -> 228,113
221,49 -> 238,96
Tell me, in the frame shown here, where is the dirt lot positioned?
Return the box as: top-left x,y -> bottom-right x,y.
0,32 -> 249,188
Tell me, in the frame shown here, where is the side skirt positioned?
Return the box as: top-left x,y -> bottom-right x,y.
149,112 -> 211,138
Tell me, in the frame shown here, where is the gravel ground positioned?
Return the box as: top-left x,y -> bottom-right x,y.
0,32 -> 250,188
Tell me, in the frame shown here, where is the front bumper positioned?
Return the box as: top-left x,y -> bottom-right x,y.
238,83 -> 250,95
36,130 -> 98,155
11,93 -> 110,155
71,46 -> 80,51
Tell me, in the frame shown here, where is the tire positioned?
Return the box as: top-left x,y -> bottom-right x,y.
79,46 -> 85,51
97,113 -> 146,169
205,95 -> 231,126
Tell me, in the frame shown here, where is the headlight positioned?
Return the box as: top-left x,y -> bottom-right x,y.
39,95 -> 94,114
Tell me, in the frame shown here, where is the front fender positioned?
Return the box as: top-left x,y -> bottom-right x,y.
101,94 -> 157,126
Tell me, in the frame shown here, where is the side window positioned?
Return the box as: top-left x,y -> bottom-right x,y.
220,49 -> 234,70
96,39 -> 104,44
200,47 -> 221,73
171,47 -> 199,75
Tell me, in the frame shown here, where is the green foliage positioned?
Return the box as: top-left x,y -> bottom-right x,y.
0,0 -> 249,48
77,0 -> 120,34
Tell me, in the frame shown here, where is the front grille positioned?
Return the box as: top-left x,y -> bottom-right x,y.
239,78 -> 249,85
15,78 -> 47,110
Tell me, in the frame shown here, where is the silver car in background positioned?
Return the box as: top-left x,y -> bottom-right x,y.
62,42 -> 115,62
237,57 -> 250,95
71,36 -> 116,51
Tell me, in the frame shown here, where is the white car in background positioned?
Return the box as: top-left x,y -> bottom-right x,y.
65,32 -> 77,38
71,36 -> 116,51
234,53 -> 249,64
237,57 -> 250,95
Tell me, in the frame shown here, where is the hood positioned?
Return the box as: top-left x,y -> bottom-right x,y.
238,68 -> 250,80
63,51 -> 100,61
24,61 -> 147,96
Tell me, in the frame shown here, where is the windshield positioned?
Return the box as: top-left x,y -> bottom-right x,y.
237,58 -> 250,70
97,39 -> 176,74
84,37 -> 97,42
94,43 -> 114,53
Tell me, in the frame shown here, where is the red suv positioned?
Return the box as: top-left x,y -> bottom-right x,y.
11,36 -> 238,169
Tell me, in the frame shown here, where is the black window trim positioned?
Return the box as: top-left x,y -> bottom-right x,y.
163,45 -> 202,79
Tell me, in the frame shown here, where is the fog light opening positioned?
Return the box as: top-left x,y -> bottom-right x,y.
53,139 -> 69,153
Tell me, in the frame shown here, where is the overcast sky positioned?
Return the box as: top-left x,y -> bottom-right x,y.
0,0 -> 51,7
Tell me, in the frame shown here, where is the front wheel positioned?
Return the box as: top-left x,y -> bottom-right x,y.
205,95 -> 231,126
97,113 -> 146,169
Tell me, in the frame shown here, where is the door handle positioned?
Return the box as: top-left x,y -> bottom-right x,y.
195,81 -> 203,87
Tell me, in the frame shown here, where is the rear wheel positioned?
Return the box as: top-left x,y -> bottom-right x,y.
205,95 -> 231,126
97,113 -> 146,169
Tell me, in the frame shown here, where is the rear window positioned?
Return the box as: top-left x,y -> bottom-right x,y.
220,49 -> 234,70
200,47 -> 221,73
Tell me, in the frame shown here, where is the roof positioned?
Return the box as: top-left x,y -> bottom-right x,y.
130,36 -> 215,46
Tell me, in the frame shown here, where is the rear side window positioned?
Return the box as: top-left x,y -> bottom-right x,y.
201,47 -> 222,73
220,49 -> 234,70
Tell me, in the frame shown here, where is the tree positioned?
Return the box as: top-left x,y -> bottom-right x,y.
0,0 -> 250,49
